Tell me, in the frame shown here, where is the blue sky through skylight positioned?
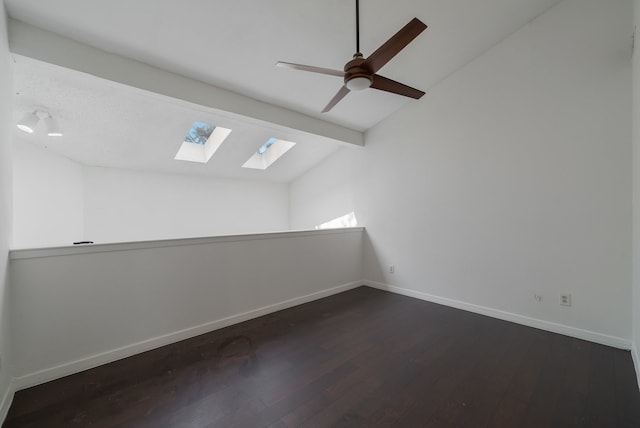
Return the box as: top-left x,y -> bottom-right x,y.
258,137 -> 278,154
185,121 -> 215,145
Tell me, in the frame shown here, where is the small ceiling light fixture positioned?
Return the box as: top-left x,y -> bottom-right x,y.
16,111 -> 39,133
43,115 -> 63,137
16,110 -> 63,137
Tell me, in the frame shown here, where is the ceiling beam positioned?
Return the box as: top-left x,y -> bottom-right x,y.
7,19 -> 364,147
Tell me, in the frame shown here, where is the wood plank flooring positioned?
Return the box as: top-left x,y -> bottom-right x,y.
4,286 -> 640,427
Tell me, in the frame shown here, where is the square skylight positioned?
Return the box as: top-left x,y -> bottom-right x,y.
242,138 -> 296,170
174,121 -> 232,163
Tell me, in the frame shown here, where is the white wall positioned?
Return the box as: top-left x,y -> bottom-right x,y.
11,146 -> 292,247
0,1 -> 13,420
292,0 -> 633,345
12,139 -> 84,248
9,228 -> 363,387
633,0 -> 640,386
83,167 -> 290,243
289,147 -> 360,230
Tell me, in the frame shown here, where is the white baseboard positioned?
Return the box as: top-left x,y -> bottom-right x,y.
633,343 -> 640,392
10,279 -> 634,397
13,281 -> 363,391
365,280 -> 632,350
0,379 -> 15,426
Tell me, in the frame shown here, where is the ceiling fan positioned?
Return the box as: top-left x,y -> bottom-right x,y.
276,0 -> 427,113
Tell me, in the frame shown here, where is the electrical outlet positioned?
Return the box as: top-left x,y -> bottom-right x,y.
389,265 -> 395,274
560,294 -> 572,306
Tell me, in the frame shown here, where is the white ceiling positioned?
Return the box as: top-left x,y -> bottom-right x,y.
12,57 -> 346,182
5,0 -> 563,181
5,0 -> 562,131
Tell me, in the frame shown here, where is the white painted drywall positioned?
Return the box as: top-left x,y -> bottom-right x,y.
83,166 -> 290,243
12,139 -> 84,248
289,147 -> 361,230
11,142 -> 293,246
633,0 -> 640,387
291,0 -> 634,342
0,2 -> 13,420
9,228 -> 364,386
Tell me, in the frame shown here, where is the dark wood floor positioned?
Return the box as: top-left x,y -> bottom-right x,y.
4,286 -> 640,427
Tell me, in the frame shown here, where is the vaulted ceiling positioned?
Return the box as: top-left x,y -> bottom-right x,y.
12,57 -> 346,182
5,0 -> 563,180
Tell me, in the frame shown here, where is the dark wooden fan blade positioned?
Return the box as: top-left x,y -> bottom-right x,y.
276,61 -> 344,77
371,74 -> 425,99
364,18 -> 427,74
322,86 -> 351,112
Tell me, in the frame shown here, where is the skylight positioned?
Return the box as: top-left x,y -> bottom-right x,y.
258,137 -> 277,154
242,138 -> 296,170
174,121 -> 232,163
187,121 -> 214,144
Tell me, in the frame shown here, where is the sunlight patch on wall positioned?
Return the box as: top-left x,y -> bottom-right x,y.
316,212 -> 358,230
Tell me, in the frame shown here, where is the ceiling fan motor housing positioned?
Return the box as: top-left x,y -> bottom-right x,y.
344,53 -> 373,90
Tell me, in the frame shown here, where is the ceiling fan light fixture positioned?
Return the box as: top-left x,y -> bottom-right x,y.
346,76 -> 372,91
17,111 -> 39,133
275,0 -> 426,112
